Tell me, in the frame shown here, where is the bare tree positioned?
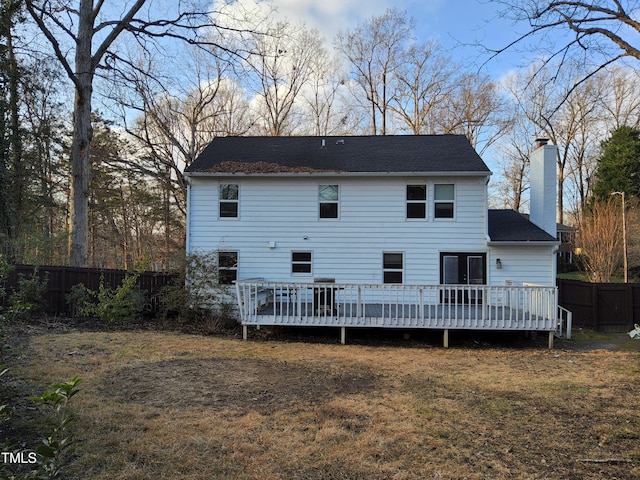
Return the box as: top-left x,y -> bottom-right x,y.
24,0 -> 261,266
242,22 -> 324,136
504,61 -> 602,223
491,1 -> 640,103
436,72 -> 508,155
122,51 -> 250,215
335,8 -> 413,135
599,65 -> 640,130
494,114 -> 532,212
390,41 -> 453,135
299,43 -> 353,136
577,198 -> 623,282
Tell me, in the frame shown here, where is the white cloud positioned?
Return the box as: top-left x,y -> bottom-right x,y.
214,0 -> 415,43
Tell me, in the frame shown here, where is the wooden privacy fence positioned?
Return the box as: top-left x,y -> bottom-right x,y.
557,278 -> 640,332
1,264 -> 177,316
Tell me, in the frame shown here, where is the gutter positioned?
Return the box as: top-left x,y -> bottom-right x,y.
487,240 -> 561,247
184,171 -> 492,178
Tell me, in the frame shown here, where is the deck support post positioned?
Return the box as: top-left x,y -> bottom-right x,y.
548,330 -> 554,349
242,325 -> 248,341
443,329 -> 449,348
340,327 -> 346,345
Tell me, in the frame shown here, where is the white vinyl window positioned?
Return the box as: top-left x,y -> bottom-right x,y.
434,184 -> 455,219
383,252 -> 403,284
406,185 -> 427,219
218,251 -> 238,284
219,184 -> 239,218
319,185 -> 339,218
292,251 -> 312,275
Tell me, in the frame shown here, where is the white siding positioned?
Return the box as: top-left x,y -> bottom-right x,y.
188,175 -> 503,284
488,245 -> 556,286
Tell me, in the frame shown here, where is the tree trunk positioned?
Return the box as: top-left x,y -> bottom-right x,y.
68,0 -> 94,267
8,29 -> 22,235
68,85 -> 92,267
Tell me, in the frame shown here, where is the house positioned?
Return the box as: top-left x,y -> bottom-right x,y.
184,135 -> 569,346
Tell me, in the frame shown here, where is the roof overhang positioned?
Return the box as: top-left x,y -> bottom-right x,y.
184,171 -> 492,178
487,240 -> 561,247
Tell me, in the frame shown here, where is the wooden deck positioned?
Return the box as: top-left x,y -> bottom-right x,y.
235,281 -> 568,347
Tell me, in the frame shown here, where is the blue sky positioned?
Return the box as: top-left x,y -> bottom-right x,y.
256,0 -> 534,79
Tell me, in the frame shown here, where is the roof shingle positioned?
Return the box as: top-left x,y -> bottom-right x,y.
185,135 -> 491,174
488,209 -> 557,242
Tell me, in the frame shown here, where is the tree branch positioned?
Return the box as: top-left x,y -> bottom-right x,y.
24,1 -> 77,89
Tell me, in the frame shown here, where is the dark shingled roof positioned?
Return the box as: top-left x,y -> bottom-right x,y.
185,135 -> 491,174
488,209 -> 558,243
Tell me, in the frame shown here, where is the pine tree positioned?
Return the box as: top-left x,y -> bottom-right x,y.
594,126 -> 640,199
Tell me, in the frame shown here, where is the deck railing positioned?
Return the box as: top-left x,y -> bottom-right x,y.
235,281 -> 559,333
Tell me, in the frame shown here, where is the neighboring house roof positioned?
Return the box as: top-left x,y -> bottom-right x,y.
521,214 -> 576,233
488,209 -> 559,243
185,135 -> 491,175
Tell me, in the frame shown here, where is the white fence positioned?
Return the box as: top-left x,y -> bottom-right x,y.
236,281 -> 559,334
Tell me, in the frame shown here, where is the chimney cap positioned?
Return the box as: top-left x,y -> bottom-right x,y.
535,137 -> 549,148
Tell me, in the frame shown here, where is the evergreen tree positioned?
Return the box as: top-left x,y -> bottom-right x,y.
594,126 -> 640,199
0,0 -> 23,259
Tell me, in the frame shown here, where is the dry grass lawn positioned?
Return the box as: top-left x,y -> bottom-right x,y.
5,329 -> 640,479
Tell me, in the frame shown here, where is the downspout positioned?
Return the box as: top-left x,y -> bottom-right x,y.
185,174 -> 192,254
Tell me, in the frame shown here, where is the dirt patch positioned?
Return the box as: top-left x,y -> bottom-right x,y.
555,330 -> 639,352
101,358 -> 378,414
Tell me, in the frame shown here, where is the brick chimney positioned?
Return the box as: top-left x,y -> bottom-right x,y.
529,138 -> 557,237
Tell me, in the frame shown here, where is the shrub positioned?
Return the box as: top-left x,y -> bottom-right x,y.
0,256 -> 13,302
72,269 -> 149,324
1,368 -> 82,480
31,377 -> 82,479
7,267 -> 48,321
158,252 -> 237,332
64,283 -> 93,318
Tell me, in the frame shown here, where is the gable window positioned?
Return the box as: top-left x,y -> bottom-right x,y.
434,184 -> 455,219
218,251 -> 238,284
292,251 -> 312,274
406,184 -> 427,219
220,184 -> 239,218
383,252 -> 403,284
319,185 -> 339,218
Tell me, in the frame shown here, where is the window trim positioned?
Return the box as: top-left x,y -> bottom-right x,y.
319,184 -> 339,219
292,251 -> 313,276
217,251 -> 238,285
434,183 -> 455,220
382,252 -> 404,284
219,183 -> 239,219
406,184 -> 427,220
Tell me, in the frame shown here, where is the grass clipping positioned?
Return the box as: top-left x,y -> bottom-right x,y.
10,331 -> 640,479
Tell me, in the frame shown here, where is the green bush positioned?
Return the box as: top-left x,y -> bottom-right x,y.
1,372 -> 82,480
31,377 -> 82,479
7,267 -> 48,321
70,269 -> 149,324
158,252 -> 237,332
64,283 -> 93,318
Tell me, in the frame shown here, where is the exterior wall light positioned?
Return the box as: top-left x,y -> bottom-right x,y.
496,258 -> 502,270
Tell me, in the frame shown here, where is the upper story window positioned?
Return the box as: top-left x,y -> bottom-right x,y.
434,184 -> 455,219
406,185 -> 427,219
219,184 -> 239,218
319,185 -> 339,218
218,251 -> 238,284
